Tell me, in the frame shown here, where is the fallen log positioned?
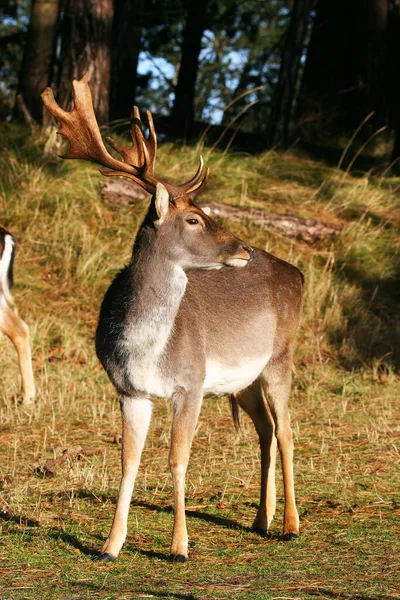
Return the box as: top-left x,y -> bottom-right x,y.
101,179 -> 342,243
101,179 -> 148,205
204,202 -> 342,244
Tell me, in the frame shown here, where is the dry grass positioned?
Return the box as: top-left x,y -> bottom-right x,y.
0,123 -> 399,599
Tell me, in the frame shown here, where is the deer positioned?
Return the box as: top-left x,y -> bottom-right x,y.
0,227 -> 35,405
41,73 -> 304,563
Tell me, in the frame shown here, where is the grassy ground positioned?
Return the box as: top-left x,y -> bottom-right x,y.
0,123 -> 399,599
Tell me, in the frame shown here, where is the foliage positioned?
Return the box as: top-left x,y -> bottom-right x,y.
0,0 -> 29,120
0,0 -> 292,129
0,125 -> 399,598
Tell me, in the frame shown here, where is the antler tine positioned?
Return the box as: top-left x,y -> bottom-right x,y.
186,167 -> 210,199
41,74 -> 156,194
180,156 -> 205,192
131,106 -> 145,168
106,106 -> 159,189
142,109 -> 158,180
105,106 -> 145,171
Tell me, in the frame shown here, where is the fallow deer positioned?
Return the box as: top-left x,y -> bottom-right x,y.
0,227 -> 35,405
41,74 -> 303,563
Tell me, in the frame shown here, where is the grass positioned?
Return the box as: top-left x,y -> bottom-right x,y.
0,122 -> 399,599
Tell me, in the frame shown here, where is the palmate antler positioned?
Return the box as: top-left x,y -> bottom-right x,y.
41,72 -> 209,199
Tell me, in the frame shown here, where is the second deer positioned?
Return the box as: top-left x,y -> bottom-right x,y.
0,227 -> 35,405
42,74 -> 304,563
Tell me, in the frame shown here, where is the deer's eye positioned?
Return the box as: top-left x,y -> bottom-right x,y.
186,218 -> 200,225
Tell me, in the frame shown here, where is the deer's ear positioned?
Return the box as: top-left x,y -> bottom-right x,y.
155,183 -> 170,222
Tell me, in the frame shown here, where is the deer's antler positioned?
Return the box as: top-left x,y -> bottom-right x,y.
41,73 -> 209,199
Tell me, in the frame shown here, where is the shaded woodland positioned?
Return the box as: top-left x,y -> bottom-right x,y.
2,0 -> 400,161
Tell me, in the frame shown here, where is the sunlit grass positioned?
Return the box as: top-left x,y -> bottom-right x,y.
0,123 -> 399,598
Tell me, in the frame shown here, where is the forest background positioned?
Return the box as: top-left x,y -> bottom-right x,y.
3,0 -> 400,158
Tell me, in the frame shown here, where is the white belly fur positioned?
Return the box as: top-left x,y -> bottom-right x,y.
203,354 -> 272,396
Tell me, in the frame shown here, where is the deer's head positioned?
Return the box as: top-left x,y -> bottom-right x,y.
41,74 -> 252,271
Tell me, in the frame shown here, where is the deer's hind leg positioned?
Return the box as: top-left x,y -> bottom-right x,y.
0,300 -> 35,405
234,379 -> 277,534
260,354 -> 299,540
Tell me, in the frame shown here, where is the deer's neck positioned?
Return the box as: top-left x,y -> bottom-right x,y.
121,226 -> 187,359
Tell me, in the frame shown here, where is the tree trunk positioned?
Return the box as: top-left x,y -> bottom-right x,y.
171,0 -> 208,138
388,3 -> 400,162
265,0 -> 314,148
15,0 -> 59,124
296,0 -> 389,142
109,0 -> 143,122
57,0 -> 113,125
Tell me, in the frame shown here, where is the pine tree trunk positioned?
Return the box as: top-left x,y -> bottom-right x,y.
171,0 -> 208,138
16,0 -> 59,124
296,0 -> 389,142
109,0 -> 143,122
57,0 -> 113,125
387,4 -> 400,162
265,0 -> 314,148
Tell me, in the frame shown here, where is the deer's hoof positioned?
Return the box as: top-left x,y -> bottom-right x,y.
170,553 -> 187,563
283,532 -> 298,541
95,552 -> 116,563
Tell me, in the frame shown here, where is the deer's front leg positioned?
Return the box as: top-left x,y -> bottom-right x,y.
99,396 -> 152,562
169,387 -> 203,562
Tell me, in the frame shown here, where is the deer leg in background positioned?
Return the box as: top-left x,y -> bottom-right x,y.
261,356 -> 299,540
235,380 -> 277,534
0,302 -> 35,405
169,387 -> 203,562
99,396 -> 153,561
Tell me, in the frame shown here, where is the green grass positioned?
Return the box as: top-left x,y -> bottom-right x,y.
0,122 -> 399,599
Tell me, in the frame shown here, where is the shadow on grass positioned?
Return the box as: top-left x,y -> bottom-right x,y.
135,593 -> 198,600
70,577 -> 199,599
136,500 -> 283,540
47,528 -> 97,558
46,520 -> 172,562
305,589 -> 397,600
0,510 -> 40,527
328,263 -> 400,371
136,500 -> 251,533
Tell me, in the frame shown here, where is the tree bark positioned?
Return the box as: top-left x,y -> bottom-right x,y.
109,0 -> 143,122
15,0 -> 59,124
171,0 -> 208,138
57,0 -> 113,125
265,0 -> 314,148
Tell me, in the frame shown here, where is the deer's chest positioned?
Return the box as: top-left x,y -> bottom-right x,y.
112,319 -> 175,398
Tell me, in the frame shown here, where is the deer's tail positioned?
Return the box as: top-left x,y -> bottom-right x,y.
229,393 -> 240,431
